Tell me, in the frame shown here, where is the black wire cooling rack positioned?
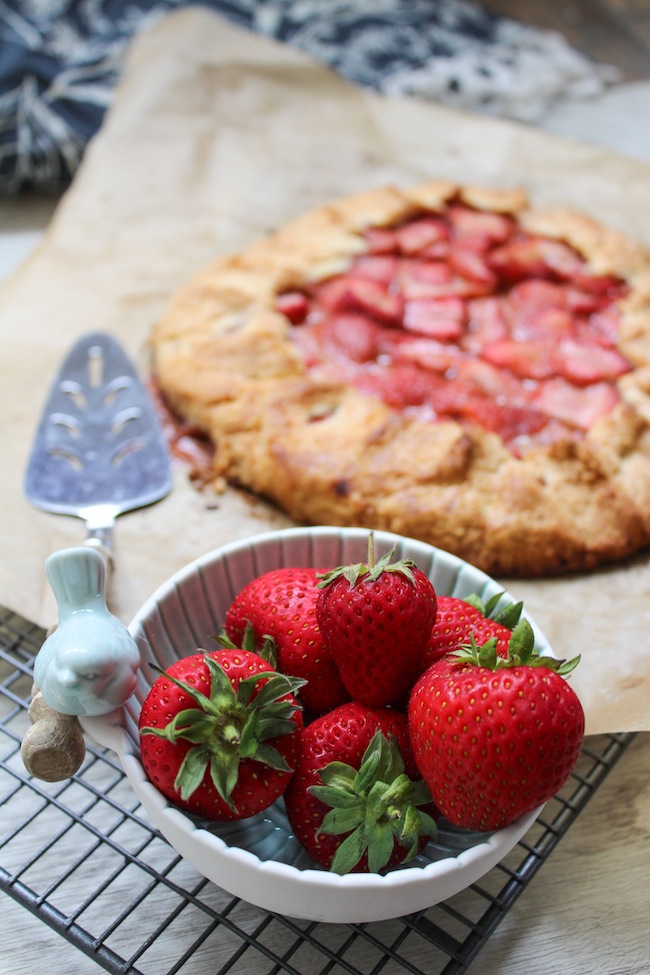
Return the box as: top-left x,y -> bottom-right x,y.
0,604 -> 635,975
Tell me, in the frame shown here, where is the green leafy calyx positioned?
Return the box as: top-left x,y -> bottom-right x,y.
453,618 -> 581,676
309,731 -> 437,874
140,652 -> 304,811
316,533 -> 416,589
463,590 -> 524,629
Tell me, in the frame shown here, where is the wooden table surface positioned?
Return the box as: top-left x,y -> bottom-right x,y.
2,731 -> 648,974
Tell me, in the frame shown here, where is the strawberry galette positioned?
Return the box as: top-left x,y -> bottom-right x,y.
151,181 -> 650,576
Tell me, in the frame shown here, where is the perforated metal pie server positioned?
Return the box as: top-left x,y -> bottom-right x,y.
22,332 -> 172,781
25,331 -> 171,560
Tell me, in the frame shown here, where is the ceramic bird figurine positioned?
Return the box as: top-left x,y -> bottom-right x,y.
34,546 -> 141,716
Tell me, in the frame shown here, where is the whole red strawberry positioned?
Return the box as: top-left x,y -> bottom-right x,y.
422,591 -> 522,668
139,648 -> 304,821
409,621 -> 585,832
224,567 -> 349,715
316,536 -> 437,706
283,701 -> 438,873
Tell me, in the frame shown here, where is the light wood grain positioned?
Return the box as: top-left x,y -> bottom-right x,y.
479,733 -> 650,975
2,734 -> 648,974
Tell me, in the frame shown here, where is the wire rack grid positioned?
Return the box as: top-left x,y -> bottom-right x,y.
0,604 -> 634,975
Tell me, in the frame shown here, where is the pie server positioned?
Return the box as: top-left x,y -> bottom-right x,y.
21,332 -> 172,781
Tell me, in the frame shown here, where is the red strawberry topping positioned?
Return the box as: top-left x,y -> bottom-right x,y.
275,290 -> 310,324
395,216 -> 450,255
403,296 -> 466,339
277,200 -> 631,453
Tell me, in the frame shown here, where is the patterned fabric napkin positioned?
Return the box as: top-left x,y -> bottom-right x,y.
0,0 -> 614,194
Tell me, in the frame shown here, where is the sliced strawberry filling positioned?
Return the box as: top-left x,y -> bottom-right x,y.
278,202 -> 630,453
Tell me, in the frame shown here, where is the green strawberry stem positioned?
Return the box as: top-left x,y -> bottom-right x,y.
454,618 -> 580,675
367,530 -> 376,569
215,621 -> 278,669
316,532 -> 416,589
309,731 -> 437,874
141,652 -> 305,811
463,590 -> 524,629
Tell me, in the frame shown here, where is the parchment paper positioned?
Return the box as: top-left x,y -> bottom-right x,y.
1,8 -> 649,736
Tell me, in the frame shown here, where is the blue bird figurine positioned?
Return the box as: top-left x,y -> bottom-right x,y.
34,546 -> 141,716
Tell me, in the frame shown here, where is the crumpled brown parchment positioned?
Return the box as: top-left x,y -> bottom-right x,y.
1,7 -> 649,736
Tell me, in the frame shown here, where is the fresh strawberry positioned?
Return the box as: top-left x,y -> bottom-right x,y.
422,592 -> 522,667
283,702 -> 438,873
139,648 -> 304,821
423,597 -> 503,665
316,536 -> 438,707
409,621 -> 585,832
224,567 -> 349,716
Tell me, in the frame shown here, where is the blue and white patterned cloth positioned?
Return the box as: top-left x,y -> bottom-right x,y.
0,0 -> 613,194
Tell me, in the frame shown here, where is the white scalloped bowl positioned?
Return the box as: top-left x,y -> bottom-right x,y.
82,526 -> 551,923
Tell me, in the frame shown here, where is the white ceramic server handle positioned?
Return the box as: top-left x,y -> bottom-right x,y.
21,546 -> 139,781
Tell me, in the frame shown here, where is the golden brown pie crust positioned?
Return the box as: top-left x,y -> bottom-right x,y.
150,181 -> 650,577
